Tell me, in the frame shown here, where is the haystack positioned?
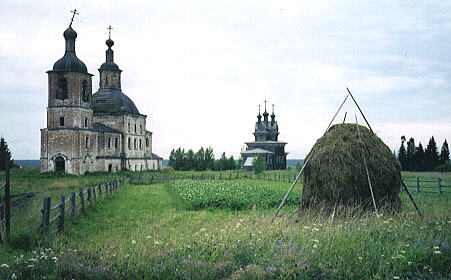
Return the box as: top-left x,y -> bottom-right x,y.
301,123 -> 401,210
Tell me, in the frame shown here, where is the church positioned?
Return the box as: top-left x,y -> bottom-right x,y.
40,20 -> 162,174
241,102 -> 288,171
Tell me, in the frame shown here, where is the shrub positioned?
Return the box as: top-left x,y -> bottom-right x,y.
162,166 -> 175,173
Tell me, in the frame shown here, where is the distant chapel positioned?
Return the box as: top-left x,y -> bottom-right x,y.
241,103 -> 288,171
40,21 -> 162,174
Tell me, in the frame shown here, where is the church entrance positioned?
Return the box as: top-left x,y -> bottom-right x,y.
108,164 -> 112,172
55,156 -> 65,174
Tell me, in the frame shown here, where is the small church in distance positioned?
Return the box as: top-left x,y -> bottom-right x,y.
241,102 -> 288,171
40,19 -> 162,174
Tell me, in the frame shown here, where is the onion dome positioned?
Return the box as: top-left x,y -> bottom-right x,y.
100,38 -> 120,70
92,89 -> 140,115
53,25 -> 88,73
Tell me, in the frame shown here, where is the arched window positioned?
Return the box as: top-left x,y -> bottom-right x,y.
84,118 -> 88,128
134,124 -> 137,133
140,125 -> 142,134
59,117 -> 65,127
82,80 -> 89,102
134,138 -> 137,149
139,139 -> 142,149
128,138 -> 131,150
146,138 -> 149,147
56,77 -> 68,100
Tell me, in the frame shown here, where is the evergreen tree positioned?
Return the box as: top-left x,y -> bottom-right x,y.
397,136 -> 407,171
414,142 -> 425,171
252,156 -> 266,175
228,156 -> 236,170
204,147 -> 214,170
168,149 -> 176,168
406,137 -> 416,171
439,139 -> 449,165
194,147 -> 206,171
237,158 -> 242,170
425,136 -> 439,171
174,148 -> 185,171
0,137 -> 14,171
185,149 -> 195,171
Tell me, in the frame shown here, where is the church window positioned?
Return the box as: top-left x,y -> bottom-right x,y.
59,117 -> 64,127
128,123 -> 130,133
84,118 -> 88,128
134,124 -> 137,133
128,138 -> 131,150
146,138 -> 149,147
115,137 -> 119,149
108,137 -> 111,149
134,138 -> 137,149
141,165 -> 143,171
139,139 -> 142,149
82,80 -> 89,102
85,136 -> 89,148
140,125 -> 142,134
56,77 -> 68,100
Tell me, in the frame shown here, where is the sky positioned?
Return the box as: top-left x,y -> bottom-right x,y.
0,0 -> 450,160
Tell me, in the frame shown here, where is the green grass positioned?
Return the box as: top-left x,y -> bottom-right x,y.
0,169 -> 449,279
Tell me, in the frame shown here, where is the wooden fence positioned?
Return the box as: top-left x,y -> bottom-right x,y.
0,160 -> 11,243
403,177 -> 451,195
130,172 -> 300,185
40,177 -> 127,235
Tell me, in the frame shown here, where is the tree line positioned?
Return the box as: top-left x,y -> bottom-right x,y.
168,147 -> 241,171
0,137 -> 14,171
397,136 -> 449,171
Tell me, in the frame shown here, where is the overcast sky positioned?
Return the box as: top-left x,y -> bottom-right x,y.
1,0 -> 450,160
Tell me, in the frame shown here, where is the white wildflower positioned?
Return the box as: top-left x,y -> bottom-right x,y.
1,264 -> 9,268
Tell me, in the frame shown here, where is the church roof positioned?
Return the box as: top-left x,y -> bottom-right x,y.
92,122 -> 121,134
52,25 -> 88,73
92,88 -> 140,115
241,148 -> 274,155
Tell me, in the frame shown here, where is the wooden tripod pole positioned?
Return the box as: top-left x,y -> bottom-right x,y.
355,115 -> 378,214
271,93 -> 349,224
400,179 -> 423,218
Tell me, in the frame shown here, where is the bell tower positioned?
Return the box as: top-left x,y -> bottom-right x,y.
41,10 -> 96,175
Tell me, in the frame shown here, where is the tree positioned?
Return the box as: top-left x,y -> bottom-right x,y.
397,136 -> 407,171
425,136 -> 439,171
252,156 -> 266,175
295,161 -> 301,172
406,137 -> 415,171
0,137 -> 14,171
236,158 -> 242,170
227,156 -> 236,170
414,142 -> 425,171
439,139 -> 449,165
204,147 -> 214,170
185,149 -> 195,171
194,147 -> 206,171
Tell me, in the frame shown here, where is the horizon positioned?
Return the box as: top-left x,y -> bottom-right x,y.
1,1 -> 450,160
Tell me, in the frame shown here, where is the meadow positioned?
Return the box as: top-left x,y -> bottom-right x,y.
0,168 -> 449,279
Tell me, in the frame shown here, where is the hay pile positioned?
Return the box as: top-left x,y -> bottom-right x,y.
301,123 -> 401,210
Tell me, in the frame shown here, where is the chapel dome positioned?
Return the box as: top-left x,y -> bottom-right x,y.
92,88 -> 140,115
53,26 -> 88,73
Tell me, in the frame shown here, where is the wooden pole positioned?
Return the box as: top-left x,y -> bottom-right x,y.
271,93 -> 349,223
58,195 -> 65,232
87,187 -> 91,205
346,88 -> 373,133
79,188 -> 85,210
400,179 -> 422,218
438,178 -> 442,194
93,185 -> 97,201
41,197 -> 51,234
70,192 -> 76,217
5,158 -> 10,237
355,115 -> 378,214
98,184 -> 102,198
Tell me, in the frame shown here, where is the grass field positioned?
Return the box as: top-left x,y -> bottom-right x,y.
0,169 -> 450,279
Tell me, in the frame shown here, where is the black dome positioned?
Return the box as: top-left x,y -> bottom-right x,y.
92,89 -> 140,115
99,61 -> 120,70
53,26 -> 88,73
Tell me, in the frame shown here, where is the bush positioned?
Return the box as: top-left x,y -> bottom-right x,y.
435,162 -> 451,172
162,166 -> 175,173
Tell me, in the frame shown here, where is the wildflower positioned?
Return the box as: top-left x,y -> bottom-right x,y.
29,258 -> 38,262
274,253 -> 278,257
1,264 -> 9,268
132,239 -> 137,244
400,250 -> 406,254
433,246 -> 440,250
358,257 -> 363,260
394,277 -> 399,279
79,263 -> 83,267
11,274 -> 17,279
269,266 -> 274,271
434,251 -> 441,254
333,269 -> 338,273
146,236 -> 151,239
28,264 -> 34,268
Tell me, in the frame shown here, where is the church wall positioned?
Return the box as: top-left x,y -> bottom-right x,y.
47,107 -> 93,130
93,114 -> 124,131
48,72 -> 92,108
96,131 -> 122,158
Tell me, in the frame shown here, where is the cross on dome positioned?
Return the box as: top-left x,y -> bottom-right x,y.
69,9 -> 78,27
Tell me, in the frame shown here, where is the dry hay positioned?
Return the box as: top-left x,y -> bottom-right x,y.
301,123 -> 401,210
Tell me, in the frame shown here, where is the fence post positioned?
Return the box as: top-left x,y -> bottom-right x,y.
417,177 -> 420,193
79,188 -> 85,210
150,175 -> 154,184
87,187 -> 91,205
70,192 -> 76,217
98,184 -> 102,198
58,195 -> 65,232
4,158 -> 10,237
41,197 -> 51,234
93,185 -> 97,201
109,182 -> 113,195
283,174 -> 285,182
438,178 -> 442,195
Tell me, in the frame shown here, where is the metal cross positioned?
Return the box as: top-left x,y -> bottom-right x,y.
272,104 -> 275,114
258,104 -> 261,114
107,25 -> 113,39
69,9 -> 79,26
264,100 -> 267,111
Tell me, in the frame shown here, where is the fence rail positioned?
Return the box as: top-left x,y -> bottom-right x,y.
130,172 -> 300,185
40,177 -> 127,235
403,177 -> 451,195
